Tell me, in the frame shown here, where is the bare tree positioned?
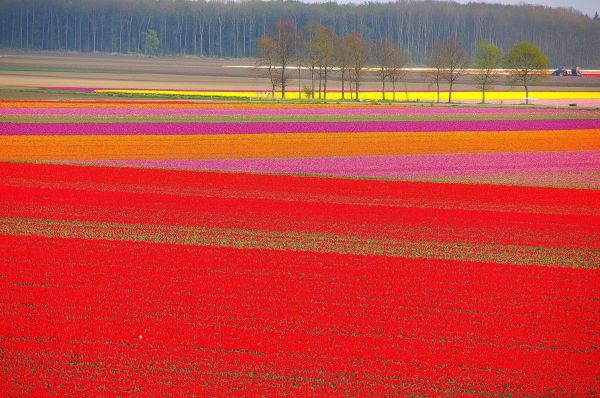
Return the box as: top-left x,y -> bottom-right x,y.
388,47 -> 408,102
505,41 -> 549,105
439,38 -> 468,103
373,38 -> 408,101
274,20 -> 297,99
308,22 -> 335,99
302,21 -> 320,99
426,48 -> 444,103
304,22 -> 320,99
428,38 -> 468,103
346,31 -> 369,101
256,35 -> 279,98
256,21 -> 298,99
372,38 -> 395,101
295,43 -> 304,100
473,40 -> 502,104
335,34 -> 354,100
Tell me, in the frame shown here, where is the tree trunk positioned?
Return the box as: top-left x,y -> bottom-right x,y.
281,63 -> 286,99
126,16 -> 132,53
79,16 -> 82,51
382,79 -> 386,101
323,67 -> 328,100
341,69 -> 345,100
119,14 -> 123,53
218,17 -> 223,57
298,66 -> 301,100
310,66 -> 315,99
381,69 -> 386,101
19,8 -> 23,48
318,66 -> 322,99
64,14 -> 68,50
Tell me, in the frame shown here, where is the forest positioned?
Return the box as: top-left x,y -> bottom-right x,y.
0,0 -> 599,67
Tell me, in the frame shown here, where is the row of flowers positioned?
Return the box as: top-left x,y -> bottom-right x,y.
77,150 -> 599,189
1,119 -> 598,135
94,89 -> 600,102
1,99 -> 598,189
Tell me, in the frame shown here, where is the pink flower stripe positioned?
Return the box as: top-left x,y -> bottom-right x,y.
1,119 -> 598,135
77,151 -> 600,189
2,105 -> 597,117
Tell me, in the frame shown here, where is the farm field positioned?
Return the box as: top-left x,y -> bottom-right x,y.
2,52 -> 600,106
32,87 -> 600,105
1,98 -> 599,396
2,100 -> 600,188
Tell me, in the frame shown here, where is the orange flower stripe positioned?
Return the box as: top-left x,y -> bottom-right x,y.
2,130 -> 598,161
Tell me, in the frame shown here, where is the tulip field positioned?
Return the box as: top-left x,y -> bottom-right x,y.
1,99 -> 599,396
97,88 -> 600,105
41,86 -> 600,105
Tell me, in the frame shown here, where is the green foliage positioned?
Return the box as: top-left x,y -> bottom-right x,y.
504,41 -> 549,104
142,29 -> 160,56
505,41 -> 548,72
474,40 -> 502,70
473,40 -> 502,103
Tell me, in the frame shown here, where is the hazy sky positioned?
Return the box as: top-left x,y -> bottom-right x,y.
450,0 -> 597,16
300,0 -> 598,17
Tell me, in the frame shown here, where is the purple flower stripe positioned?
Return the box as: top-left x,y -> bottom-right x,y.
1,119 -> 598,135
2,106 -> 597,117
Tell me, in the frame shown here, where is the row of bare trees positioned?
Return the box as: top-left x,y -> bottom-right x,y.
258,21 -> 549,104
257,21 -> 378,101
257,22 -> 407,101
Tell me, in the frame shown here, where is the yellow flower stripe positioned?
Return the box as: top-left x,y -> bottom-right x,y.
94,89 -> 600,101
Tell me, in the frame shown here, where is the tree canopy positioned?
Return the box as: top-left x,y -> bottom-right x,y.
505,41 -> 549,104
141,29 -> 159,56
473,40 -> 502,103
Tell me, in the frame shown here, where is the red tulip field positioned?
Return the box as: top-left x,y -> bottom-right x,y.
0,100 -> 599,396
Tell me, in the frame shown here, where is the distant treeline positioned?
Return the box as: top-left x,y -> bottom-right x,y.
0,0 -> 599,66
